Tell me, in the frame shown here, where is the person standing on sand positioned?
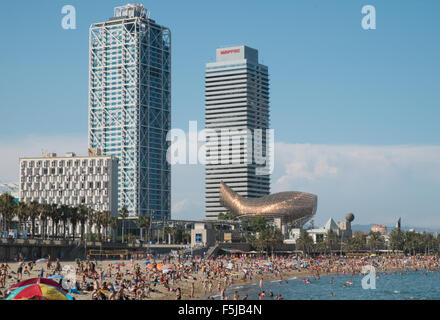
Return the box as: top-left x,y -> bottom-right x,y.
46,255 -> 52,270
17,259 -> 24,280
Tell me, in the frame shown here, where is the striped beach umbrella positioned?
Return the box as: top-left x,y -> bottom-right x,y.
6,283 -> 74,300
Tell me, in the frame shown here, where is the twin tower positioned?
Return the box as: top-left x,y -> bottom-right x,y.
88,4 -> 270,220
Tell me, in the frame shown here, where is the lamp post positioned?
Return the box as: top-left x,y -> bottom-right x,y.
340,229 -> 344,257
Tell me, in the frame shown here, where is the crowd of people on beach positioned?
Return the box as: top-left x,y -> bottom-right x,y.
1,252 -> 440,300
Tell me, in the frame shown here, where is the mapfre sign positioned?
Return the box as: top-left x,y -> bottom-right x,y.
220,49 -> 240,55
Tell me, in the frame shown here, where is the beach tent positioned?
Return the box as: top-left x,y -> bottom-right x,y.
6,283 -> 73,300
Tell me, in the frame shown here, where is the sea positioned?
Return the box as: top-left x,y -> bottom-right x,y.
222,270 -> 440,300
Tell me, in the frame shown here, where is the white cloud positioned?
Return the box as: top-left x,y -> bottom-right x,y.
273,143 -> 440,191
272,143 -> 440,227
172,199 -> 189,214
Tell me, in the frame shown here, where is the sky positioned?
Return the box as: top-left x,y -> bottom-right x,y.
0,0 -> 439,227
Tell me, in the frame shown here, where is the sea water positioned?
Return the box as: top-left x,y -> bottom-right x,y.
224,270 -> 440,300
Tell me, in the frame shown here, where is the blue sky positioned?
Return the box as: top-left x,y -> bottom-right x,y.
0,1 -> 439,227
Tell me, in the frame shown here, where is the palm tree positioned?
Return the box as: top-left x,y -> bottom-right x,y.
325,229 -> 338,255
87,208 -> 96,241
101,211 -> 111,242
77,204 -> 88,241
38,203 -> 51,239
49,204 -> 61,239
69,206 -> 79,240
109,217 -> 118,243
27,201 -> 40,238
0,193 -> 16,231
170,226 -> 181,244
389,228 -> 405,252
367,231 -> 384,253
60,205 -> 71,240
136,216 -> 151,242
119,206 -> 129,243
296,230 -> 314,256
15,202 -> 29,234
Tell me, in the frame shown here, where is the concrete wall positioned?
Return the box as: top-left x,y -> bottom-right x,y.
0,239 -> 187,262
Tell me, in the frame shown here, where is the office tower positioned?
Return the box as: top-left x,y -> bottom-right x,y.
88,4 -> 171,219
205,45 -> 270,220
19,151 -> 118,216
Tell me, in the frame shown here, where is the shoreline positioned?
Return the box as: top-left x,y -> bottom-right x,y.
1,258 -> 437,300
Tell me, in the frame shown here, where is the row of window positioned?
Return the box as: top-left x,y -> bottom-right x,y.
22,197 -> 110,209
21,181 -> 110,191
21,159 -> 111,168
20,189 -> 109,198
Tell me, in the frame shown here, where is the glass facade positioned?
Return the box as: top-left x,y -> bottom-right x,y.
88,5 -> 171,219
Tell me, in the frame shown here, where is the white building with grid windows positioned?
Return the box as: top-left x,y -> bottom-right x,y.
18,151 -> 118,216
88,4 -> 171,219
205,46 -> 271,220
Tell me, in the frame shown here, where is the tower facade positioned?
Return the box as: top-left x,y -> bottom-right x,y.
205,45 -> 270,220
88,4 -> 171,219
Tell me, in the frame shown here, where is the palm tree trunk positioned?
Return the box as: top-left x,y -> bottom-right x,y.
122,220 -> 125,243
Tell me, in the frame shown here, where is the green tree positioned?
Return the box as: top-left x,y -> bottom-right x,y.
119,206 -> 129,243
136,216 -> 151,242
87,208 -> 96,241
325,229 -> 338,255
296,230 -> 314,255
389,228 -> 405,252
0,193 -> 16,231
367,231 -> 384,253
218,211 -> 238,221
15,202 -> 29,234
109,217 -> 118,242
69,206 -> 79,240
38,203 -> 51,239
77,204 -> 88,241
101,210 -> 111,241
60,205 -> 71,240
27,201 -> 40,238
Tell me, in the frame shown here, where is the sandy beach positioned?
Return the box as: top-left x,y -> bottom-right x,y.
2,254 -> 438,300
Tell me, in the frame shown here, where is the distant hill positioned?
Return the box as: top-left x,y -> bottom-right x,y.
351,224 -> 440,235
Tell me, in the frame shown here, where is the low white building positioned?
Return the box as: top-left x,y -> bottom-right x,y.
19,149 -> 118,216
286,217 -> 354,244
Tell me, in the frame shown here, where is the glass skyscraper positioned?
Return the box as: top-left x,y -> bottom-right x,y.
205,46 -> 271,220
88,4 -> 171,219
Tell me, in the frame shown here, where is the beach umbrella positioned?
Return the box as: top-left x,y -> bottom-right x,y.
163,265 -> 175,270
8,278 -> 66,293
6,283 -> 73,300
36,258 -> 48,263
143,261 -> 151,265
48,275 -> 64,280
265,262 -> 273,266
